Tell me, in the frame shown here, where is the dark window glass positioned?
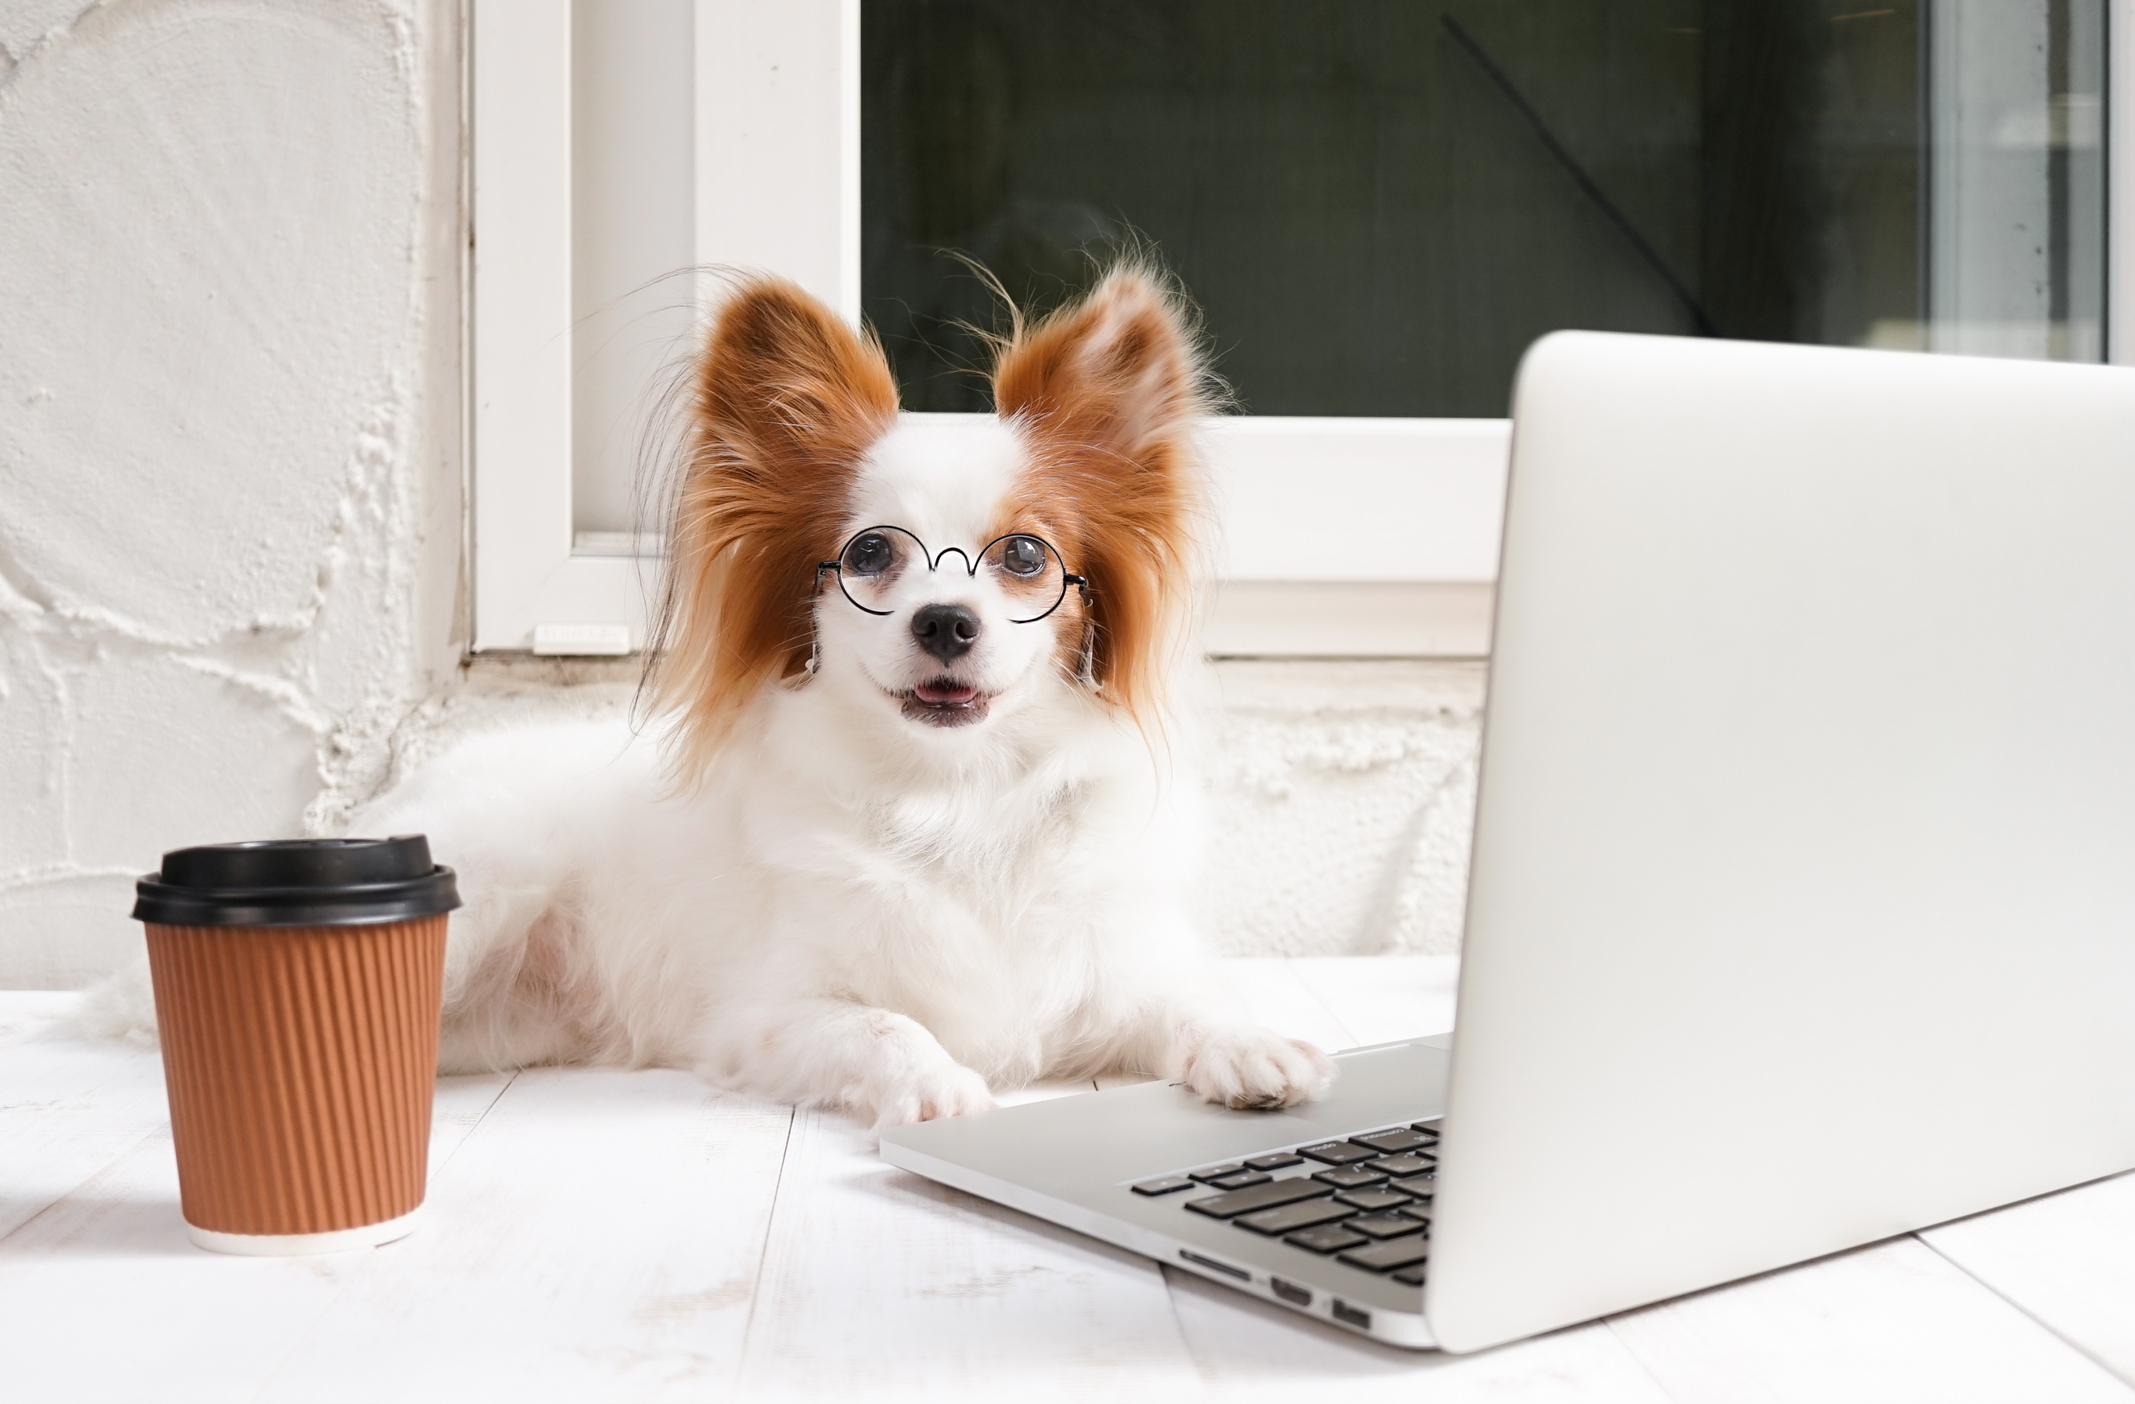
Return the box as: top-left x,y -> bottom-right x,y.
863,0 -> 2105,417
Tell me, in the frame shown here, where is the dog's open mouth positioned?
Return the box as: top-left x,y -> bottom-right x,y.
903,677 -> 989,727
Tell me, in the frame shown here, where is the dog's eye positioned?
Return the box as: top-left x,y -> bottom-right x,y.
999,536 -> 1046,577
846,533 -> 895,575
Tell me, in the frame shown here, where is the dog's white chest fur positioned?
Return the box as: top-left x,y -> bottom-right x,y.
712,704 -> 1180,1088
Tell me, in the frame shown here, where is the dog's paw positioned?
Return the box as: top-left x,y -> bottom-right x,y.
869,1062 -> 999,1131
1181,1025 -> 1336,1110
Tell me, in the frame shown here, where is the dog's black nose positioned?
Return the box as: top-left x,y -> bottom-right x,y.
911,603 -> 980,663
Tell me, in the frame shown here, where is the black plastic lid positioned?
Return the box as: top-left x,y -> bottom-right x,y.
132,836 -> 461,927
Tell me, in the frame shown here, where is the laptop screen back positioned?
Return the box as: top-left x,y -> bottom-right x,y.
1427,333 -> 2135,1352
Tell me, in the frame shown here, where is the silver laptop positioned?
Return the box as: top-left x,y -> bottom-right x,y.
881,331 -> 2135,1353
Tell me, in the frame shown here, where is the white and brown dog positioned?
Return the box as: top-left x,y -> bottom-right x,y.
349,267 -> 1332,1128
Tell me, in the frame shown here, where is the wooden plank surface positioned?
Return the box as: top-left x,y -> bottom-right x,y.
1604,1234 -> 2135,1403
259,1069 -> 791,1403
0,1066 -> 512,1402
1921,1170 -> 2135,1386
1289,954 -> 1461,1045
5,972 -> 2135,1402
0,992 -> 174,1242
1220,956 -> 1358,1052
733,1107 -> 1204,1402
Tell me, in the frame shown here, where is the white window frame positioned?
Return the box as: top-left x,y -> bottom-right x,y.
471,0 -> 2134,658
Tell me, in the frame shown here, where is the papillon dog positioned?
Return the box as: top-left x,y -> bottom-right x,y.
327,267 -> 1333,1128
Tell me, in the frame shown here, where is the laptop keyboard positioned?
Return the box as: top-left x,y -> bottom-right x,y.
1130,1119 -> 1439,1285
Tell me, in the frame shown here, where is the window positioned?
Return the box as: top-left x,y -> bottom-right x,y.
470,0 -> 857,655
470,0 -> 2127,656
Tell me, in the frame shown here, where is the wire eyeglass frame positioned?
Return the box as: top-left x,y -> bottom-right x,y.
816,525 -> 1090,624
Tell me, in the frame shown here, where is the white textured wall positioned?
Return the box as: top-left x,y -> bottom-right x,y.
0,0 -> 461,986
1204,661 -> 1480,957
0,0 -> 1480,989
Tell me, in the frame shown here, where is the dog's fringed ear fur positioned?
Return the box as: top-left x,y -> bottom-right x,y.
648,277 -> 900,787
993,266 -> 1213,725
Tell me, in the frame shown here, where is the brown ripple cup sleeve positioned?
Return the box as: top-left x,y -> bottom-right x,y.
132,836 -> 459,1256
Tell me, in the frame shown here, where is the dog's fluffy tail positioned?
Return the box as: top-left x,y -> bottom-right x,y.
68,956 -> 160,1049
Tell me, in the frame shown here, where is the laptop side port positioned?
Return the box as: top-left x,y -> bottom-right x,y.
1331,1300 -> 1372,1330
1270,1278 -> 1312,1307
1178,1249 -> 1249,1280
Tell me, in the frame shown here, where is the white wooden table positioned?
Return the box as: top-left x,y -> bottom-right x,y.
5,958 -> 2134,1403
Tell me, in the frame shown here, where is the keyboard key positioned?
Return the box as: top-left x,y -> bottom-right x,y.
1245,1152 -> 1304,1171
1234,1198 -> 1358,1236
1346,1213 -> 1427,1240
1369,1153 -> 1436,1178
1312,1165 -> 1389,1189
1334,1187 -> 1414,1214
1410,1120 -> 1443,1136
1391,1175 -> 1436,1199
1298,1141 -> 1381,1165
1131,1176 -> 1196,1196
1206,1170 -> 1271,1190
1188,1163 -> 1247,1182
1286,1223 -> 1369,1254
1339,1237 -> 1432,1272
1184,1177 -> 1335,1219
1354,1128 -> 1436,1155
1391,1263 -> 1429,1285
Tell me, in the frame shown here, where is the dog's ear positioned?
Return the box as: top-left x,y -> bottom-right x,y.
650,277 -> 899,786
696,279 -> 898,477
993,266 -> 1210,721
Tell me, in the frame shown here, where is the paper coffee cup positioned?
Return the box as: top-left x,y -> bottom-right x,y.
132,837 -> 459,1255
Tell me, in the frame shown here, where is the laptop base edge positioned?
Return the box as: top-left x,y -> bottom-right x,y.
879,1138 -> 1439,1350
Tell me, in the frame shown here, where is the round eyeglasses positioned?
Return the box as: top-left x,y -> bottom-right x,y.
817,526 -> 1088,624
